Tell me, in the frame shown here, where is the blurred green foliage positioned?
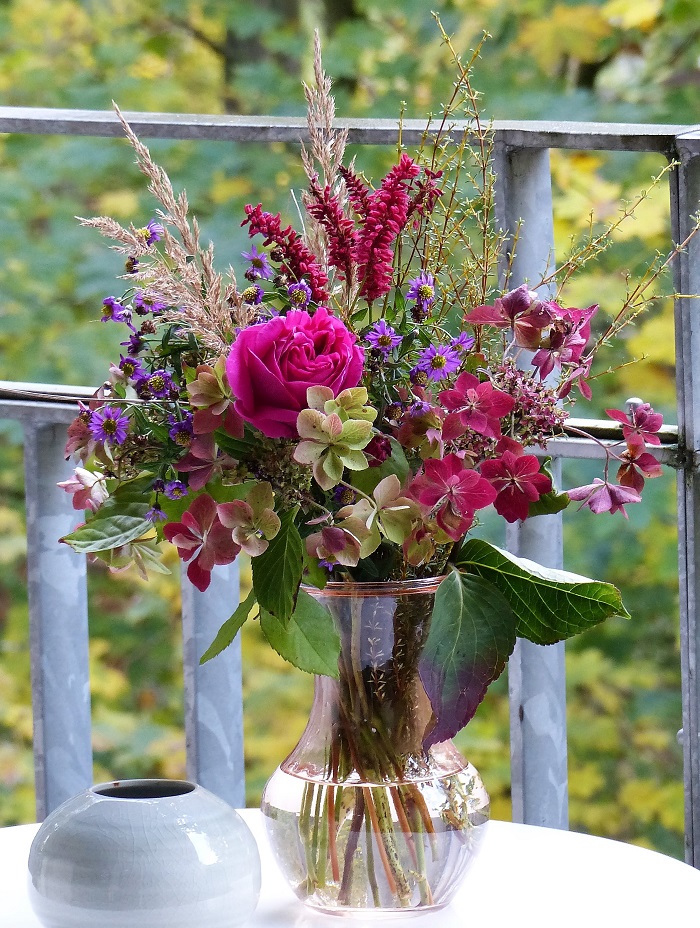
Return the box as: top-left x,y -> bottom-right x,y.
0,0 -> 697,859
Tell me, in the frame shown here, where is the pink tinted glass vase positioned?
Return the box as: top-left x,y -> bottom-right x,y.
261,578 -> 489,917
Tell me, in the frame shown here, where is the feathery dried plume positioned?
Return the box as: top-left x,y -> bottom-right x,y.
301,30 -> 347,188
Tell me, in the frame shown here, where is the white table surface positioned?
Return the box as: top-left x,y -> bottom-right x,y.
2,809 -> 699,928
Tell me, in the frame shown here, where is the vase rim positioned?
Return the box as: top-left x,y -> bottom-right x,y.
302,576 -> 446,597
90,778 -> 197,800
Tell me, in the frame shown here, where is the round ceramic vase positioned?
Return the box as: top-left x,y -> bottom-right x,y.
27,778 -> 261,928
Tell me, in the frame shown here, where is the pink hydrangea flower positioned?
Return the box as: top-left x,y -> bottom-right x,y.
606,403 -> 663,446
408,453 -> 497,541
163,494 -> 241,592
567,478 -> 641,518
57,467 -> 109,512
480,450 -> 552,522
439,371 -> 515,440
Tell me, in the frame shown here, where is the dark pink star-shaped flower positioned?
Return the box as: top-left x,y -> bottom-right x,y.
616,442 -> 663,493
567,478 -> 641,518
439,371 -> 515,440
408,453 -> 497,541
164,493 -> 241,592
606,403 -> 663,446
480,450 -> 552,522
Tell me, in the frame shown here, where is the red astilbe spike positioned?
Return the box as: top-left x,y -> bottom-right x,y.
306,179 -> 358,284
406,168 -> 443,225
339,165 -> 372,219
353,154 -> 421,304
242,204 -> 329,303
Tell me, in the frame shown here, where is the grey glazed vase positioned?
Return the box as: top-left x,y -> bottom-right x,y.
27,778 -> 261,928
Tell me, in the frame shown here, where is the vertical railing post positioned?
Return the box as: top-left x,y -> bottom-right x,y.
670,136 -> 700,866
181,560 -> 245,808
495,141 -> 569,829
23,422 -> 92,819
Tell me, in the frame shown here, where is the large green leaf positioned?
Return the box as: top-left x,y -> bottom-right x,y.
454,538 -> 630,645
419,569 -> 517,746
251,507 -> 303,622
200,589 -> 257,665
61,479 -> 153,553
260,589 -> 340,678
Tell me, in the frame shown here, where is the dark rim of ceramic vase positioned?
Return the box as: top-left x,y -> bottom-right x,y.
91,779 -> 196,799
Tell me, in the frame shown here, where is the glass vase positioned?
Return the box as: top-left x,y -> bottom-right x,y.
261,578 -> 489,917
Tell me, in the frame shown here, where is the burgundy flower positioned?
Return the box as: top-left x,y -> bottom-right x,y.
531,304 -> 597,380
439,371 -> 515,439
163,494 -> 241,592
567,478 -> 641,518
306,178 -> 358,284
408,453 -> 497,541
465,285 -> 552,349
480,451 -> 552,522
174,433 -> 232,491
616,442 -> 663,493
606,403 -> 663,447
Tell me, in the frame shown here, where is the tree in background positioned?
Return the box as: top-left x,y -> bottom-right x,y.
0,0 -> 697,856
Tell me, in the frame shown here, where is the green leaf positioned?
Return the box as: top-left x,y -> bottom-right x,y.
260,589 -> 340,677
454,538 -> 630,645
200,589 -> 257,664
419,569 -> 517,745
61,477 -> 154,553
214,428 -> 255,458
252,507 -> 303,622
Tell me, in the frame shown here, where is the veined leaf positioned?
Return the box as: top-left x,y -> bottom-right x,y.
454,538 -> 630,645
419,569 -> 517,747
61,478 -> 154,553
252,508 -> 303,622
260,589 -> 340,677
200,589 -> 257,664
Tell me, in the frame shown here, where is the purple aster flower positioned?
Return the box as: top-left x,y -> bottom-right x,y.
134,290 -> 168,316
138,369 -> 176,399
409,400 -> 432,417
137,219 -> 165,246
241,244 -> 273,280
451,332 -> 476,353
146,503 -> 167,523
164,480 -> 188,500
89,406 -> 129,445
416,343 -> 461,381
121,332 -> 146,354
406,271 -> 436,309
152,478 -> 165,493
241,284 -> 265,305
365,319 -> 402,356
168,414 -> 194,447
118,355 -> 144,380
287,280 -> 313,308
101,296 -> 131,324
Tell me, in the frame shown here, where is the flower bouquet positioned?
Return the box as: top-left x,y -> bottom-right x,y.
60,23 -> 674,915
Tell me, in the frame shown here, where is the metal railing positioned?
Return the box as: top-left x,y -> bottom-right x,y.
0,107 -> 698,864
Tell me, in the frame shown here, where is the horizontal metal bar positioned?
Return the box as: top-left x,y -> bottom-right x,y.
0,105 -> 698,153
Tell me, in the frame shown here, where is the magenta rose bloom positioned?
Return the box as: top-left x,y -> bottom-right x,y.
226,307 -> 364,438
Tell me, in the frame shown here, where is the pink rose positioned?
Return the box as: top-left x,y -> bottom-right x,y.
226,307 -> 364,438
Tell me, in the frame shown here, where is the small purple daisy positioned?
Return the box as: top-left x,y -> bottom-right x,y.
416,343 -> 461,381
138,369 -> 175,399
89,406 -> 130,445
168,414 -> 194,447
241,244 -> 273,280
407,271 -> 436,310
118,355 -> 145,381
101,296 -> 131,324
134,290 -> 168,316
241,284 -> 265,305
164,480 -> 188,500
287,280 -> 312,308
121,332 -> 146,355
138,219 -> 164,246
451,332 -> 476,353
366,319 -> 402,356
146,503 -> 167,523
